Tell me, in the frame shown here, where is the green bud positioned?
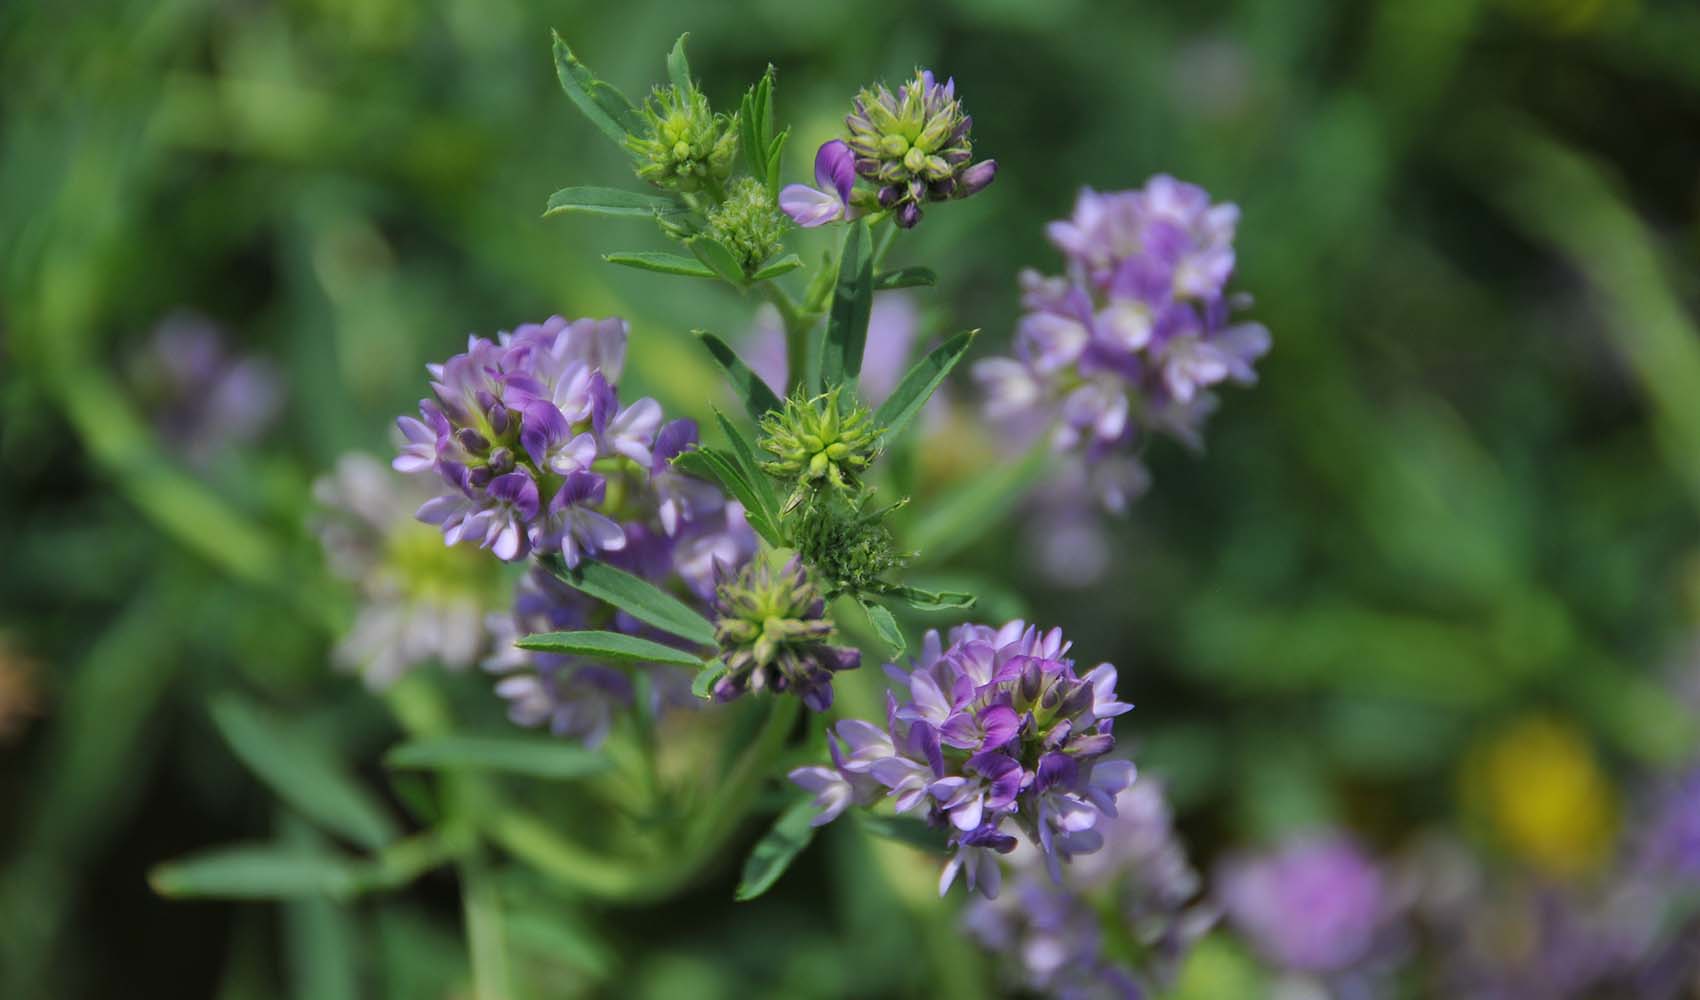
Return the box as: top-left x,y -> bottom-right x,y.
705,177 -> 789,273
758,387 -> 880,506
626,84 -> 739,195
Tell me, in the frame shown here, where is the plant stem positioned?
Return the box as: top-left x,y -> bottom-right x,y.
460,855 -> 513,1000
764,282 -> 813,395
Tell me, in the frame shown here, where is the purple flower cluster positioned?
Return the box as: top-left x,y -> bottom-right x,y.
396,316 -> 718,565
789,620 -> 1135,898
974,178 -> 1269,510
963,776 -> 1214,999
1217,834 -> 1393,977
132,310 -> 282,467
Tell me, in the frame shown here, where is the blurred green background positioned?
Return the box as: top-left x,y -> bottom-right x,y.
4,0 -> 1700,996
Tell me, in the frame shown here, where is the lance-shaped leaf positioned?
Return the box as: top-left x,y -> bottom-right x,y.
672,447 -> 783,546
545,187 -> 684,220
551,32 -> 643,149
862,600 -> 906,656
665,33 -> 692,93
877,585 -> 977,612
604,251 -> 717,279
820,220 -> 874,390
211,695 -> 398,850
515,629 -> 706,667
874,329 -> 978,444
694,330 -> 783,420
764,128 -> 790,201
689,236 -> 748,286
385,736 -> 610,780
734,797 -> 820,901
546,556 -> 718,648
740,66 -> 776,184
750,254 -> 803,282
874,267 -> 938,290
150,843 -> 366,900
712,408 -> 779,521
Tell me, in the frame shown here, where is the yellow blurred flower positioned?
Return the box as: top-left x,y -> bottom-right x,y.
1462,714 -> 1617,877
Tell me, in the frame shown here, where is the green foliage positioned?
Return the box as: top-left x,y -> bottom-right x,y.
819,220 -> 874,390
384,736 -> 610,779
545,556 -> 718,647
734,797 -> 819,901
514,629 -> 707,666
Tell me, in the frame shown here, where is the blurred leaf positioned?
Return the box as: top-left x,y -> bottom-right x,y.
506,905 -> 616,981
211,695 -> 397,851
862,601 -> 906,656
514,629 -> 706,666
855,814 -> 946,853
873,267 -> 937,290
385,736 -> 609,780
546,556 -> 717,648
150,843 -> 364,900
665,33 -> 692,93
734,798 -> 819,901
907,445 -> 1050,564
876,585 -> 975,612
604,251 -> 716,278
874,329 -> 977,444
695,331 -> 783,419
750,253 -> 803,282
691,660 -> 727,700
820,219 -> 873,390
688,235 -> 748,285
544,186 -> 682,220
281,818 -> 359,1000
551,31 -> 642,149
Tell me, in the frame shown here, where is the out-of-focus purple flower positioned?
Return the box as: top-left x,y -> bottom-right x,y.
1641,767 -> 1700,878
790,620 -> 1135,898
1217,833 -> 1390,975
311,453 -> 504,689
973,179 -> 1268,511
395,316 -> 701,566
132,311 -> 283,467
780,140 -> 857,227
963,775 -> 1215,999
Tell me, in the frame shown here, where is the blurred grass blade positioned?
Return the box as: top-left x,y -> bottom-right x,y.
546,556 -> 718,647
907,445 -> 1051,564
150,843 -> 363,900
734,798 -> 819,901
551,32 -> 642,148
665,33 -> 692,93
282,817 -> 359,1000
604,251 -> 716,278
694,330 -> 783,420
211,695 -> 398,850
820,219 -> 873,390
514,629 -> 705,666
544,186 -> 682,219
874,329 -> 977,444
386,735 -> 610,779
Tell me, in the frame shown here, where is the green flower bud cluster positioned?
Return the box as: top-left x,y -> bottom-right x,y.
791,492 -> 909,598
626,83 -> 739,195
706,177 -> 788,272
758,387 -> 880,510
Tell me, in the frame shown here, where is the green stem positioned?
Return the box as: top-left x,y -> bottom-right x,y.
870,216 -> 899,272
765,283 -> 813,395
460,855 -> 513,1000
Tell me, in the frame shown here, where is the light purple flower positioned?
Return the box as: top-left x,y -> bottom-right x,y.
1218,833 -> 1389,975
779,140 -> 856,227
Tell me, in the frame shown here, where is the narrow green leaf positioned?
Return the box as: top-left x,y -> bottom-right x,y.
673,448 -> 783,546
515,629 -> 706,666
734,798 -> 820,901
713,408 -> 780,522
907,445 -> 1052,564
740,90 -> 765,182
855,814 -> 949,853
695,330 -> 783,420
665,33 -> 692,93
751,253 -> 803,282
544,186 -> 682,219
551,32 -> 643,148
546,556 -> 718,648
820,219 -> 874,390
385,736 -> 610,779
874,329 -> 978,443
692,660 -> 728,700
604,251 -> 716,279
862,601 -> 906,656
874,267 -> 938,290
765,128 -> 790,201
210,695 -> 397,850
758,68 -> 775,147
689,236 -> 748,285
878,585 -> 977,612
150,843 -> 362,900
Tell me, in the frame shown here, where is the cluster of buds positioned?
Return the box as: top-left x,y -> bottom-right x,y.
626,83 -> 739,196
789,620 -> 1135,897
845,69 -> 997,228
975,177 -> 1270,510
709,556 -> 861,711
707,176 -> 789,272
757,387 -> 880,509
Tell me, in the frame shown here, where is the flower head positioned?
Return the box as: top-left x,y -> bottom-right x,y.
844,69 -> 996,228
790,620 -> 1135,897
626,83 -> 739,194
710,556 -> 861,711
